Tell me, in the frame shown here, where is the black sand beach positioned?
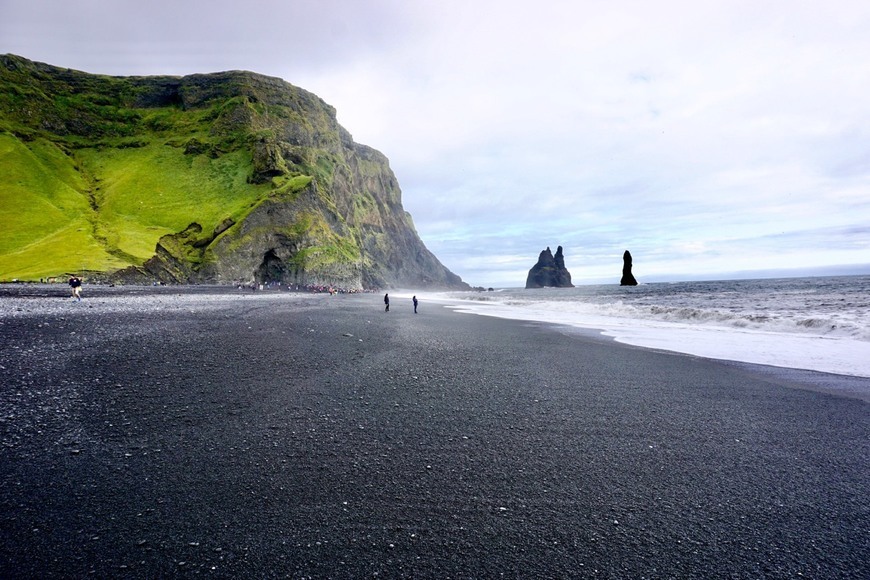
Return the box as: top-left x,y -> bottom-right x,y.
1,286 -> 868,578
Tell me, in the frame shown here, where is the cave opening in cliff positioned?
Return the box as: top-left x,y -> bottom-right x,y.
256,250 -> 286,284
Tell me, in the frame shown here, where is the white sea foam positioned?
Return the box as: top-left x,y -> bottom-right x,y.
421,276 -> 870,378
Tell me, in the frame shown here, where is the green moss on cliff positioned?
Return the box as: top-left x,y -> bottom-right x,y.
1,55 -> 467,289
271,174 -> 313,199
0,59 -> 287,279
74,143 -> 270,260
290,233 -> 361,271
0,132 -> 129,278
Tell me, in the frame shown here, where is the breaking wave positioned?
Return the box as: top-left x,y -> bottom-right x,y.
431,275 -> 870,377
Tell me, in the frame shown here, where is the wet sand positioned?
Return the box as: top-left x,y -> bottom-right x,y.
1,286 -> 868,578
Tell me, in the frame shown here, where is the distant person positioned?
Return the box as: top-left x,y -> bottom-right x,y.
68,276 -> 82,301
384,293 -> 390,312
412,295 -> 418,313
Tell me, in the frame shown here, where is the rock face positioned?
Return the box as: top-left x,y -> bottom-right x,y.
620,250 -> 638,286
0,54 -> 468,289
525,246 -> 574,288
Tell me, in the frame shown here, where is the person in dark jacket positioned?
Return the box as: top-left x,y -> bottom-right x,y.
68,276 -> 82,301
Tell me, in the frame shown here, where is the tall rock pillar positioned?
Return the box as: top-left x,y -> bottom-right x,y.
620,250 -> 638,286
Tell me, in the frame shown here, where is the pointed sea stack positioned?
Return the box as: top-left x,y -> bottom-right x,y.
620,250 -> 638,286
525,246 -> 575,288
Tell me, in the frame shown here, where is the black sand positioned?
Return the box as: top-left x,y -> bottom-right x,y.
1,286 -> 868,578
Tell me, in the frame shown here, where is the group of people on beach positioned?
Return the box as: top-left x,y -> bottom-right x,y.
236,281 -> 376,295
62,274 -> 424,316
384,293 -> 418,313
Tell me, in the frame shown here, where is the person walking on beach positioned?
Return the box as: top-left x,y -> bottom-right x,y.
68,275 -> 82,301
412,295 -> 418,313
384,293 -> 390,312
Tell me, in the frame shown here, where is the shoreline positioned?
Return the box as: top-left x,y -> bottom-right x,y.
426,288 -> 870,382
546,320 -> 870,403
4,283 -> 870,402
1,286 -> 868,576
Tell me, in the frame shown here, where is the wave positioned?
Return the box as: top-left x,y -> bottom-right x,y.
432,277 -> 870,377
434,283 -> 870,343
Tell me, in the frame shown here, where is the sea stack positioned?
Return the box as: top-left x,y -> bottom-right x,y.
620,250 -> 638,286
525,246 -> 574,288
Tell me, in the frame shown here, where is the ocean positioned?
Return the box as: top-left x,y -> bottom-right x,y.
425,275 -> 870,379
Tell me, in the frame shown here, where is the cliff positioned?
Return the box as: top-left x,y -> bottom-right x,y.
525,246 -> 574,288
0,54 -> 468,289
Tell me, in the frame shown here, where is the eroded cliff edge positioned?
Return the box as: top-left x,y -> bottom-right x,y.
0,54 -> 468,289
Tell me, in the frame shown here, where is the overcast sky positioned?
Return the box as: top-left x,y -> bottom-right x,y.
3,0 -> 869,286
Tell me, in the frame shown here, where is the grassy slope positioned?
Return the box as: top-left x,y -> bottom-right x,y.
0,59 -> 370,283
0,103 -> 272,280
0,134 -> 128,279
76,143 -> 266,261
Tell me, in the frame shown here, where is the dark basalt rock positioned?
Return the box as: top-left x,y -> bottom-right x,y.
620,250 -> 638,286
525,246 -> 574,288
